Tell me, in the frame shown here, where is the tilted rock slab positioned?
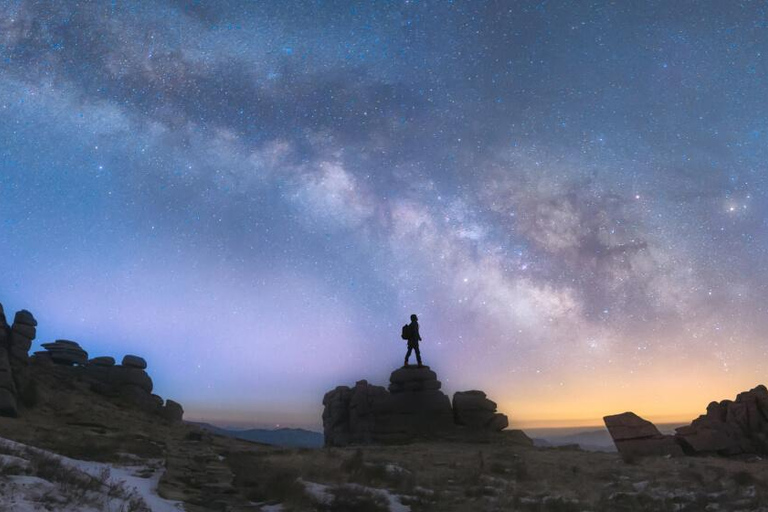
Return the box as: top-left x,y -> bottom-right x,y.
604,412 -> 683,460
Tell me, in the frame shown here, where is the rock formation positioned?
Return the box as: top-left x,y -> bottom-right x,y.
675,385 -> 768,456
605,385 -> 768,459
323,366 -> 511,446
453,390 -> 509,431
0,301 -> 184,423
603,412 -> 683,461
38,340 -> 88,365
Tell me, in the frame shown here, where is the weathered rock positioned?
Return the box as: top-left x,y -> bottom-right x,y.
604,412 -> 683,460
323,367 -> 504,446
40,341 -> 88,366
88,356 -> 116,366
92,357 -> 117,368
323,385 -> 353,446
85,365 -> 153,394
13,310 -> 37,327
0,349 -> 16,395
0,387 -> 17,417
389,366 -> 438,384
119,384 -> 161,412
453,390 -> 508,431
122,355 -> 147,369
11,323 -> 35,340
161,399 -> 184,422
31,351 -> 53,366
674,385 -> 768,456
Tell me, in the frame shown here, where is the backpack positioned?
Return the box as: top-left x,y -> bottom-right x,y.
401,324 -> 411,340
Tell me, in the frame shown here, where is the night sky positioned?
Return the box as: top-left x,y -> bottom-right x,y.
1,1 -> 768,429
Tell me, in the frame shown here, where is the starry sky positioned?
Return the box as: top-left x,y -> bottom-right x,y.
1,1 -> 768,429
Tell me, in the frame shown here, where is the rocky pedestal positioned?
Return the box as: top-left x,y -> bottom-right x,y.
323,366 -> 510,446
603,412 -> 683,461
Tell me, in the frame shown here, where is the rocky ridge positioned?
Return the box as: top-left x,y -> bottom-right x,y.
323,365 -> 516,446
0,302 -> 183,423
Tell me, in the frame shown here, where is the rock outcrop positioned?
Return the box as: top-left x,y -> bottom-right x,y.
605,385 -> 768,459
675,385 -> 768,456
0,301 -> 184,423
603,412 -> 683,461
323,366 -> 511,446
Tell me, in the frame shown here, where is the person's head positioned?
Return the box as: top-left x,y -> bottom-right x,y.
410,314 -> 418,322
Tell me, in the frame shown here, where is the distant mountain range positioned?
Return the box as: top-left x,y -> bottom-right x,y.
189,422 -> 324,448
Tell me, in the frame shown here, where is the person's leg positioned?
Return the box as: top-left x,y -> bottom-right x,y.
415,342 -> 422,367
404,344 -> 412,366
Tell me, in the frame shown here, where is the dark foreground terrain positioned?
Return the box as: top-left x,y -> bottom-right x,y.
2,365 -> 768,512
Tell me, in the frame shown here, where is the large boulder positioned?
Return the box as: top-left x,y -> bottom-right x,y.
9,311 -> 37,366
323,386 -> 353,446
453,390 -> 509,431
161,399 -> 184,422
13,310 -> 37,327
604,412 -> 684,460
84,365 -> 153,394
122,355 -> 147,369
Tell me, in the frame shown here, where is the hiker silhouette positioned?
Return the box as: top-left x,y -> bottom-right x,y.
403,314 -> 423,368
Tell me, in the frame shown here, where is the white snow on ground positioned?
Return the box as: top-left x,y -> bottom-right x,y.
0,436 -> 185,511
298,478 -> 411,512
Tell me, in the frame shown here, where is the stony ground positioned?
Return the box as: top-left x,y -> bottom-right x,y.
2,365 -> 768,511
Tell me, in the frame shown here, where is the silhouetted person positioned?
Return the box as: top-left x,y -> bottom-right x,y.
403,314 -> 423,368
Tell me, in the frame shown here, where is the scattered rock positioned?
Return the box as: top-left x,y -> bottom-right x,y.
122,355 -> 147,369
604,412 -> 683,460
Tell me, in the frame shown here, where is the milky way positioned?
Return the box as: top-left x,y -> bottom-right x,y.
1,1 -> 767,428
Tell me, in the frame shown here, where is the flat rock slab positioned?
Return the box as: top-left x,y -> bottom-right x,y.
389,366 -> 437,384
